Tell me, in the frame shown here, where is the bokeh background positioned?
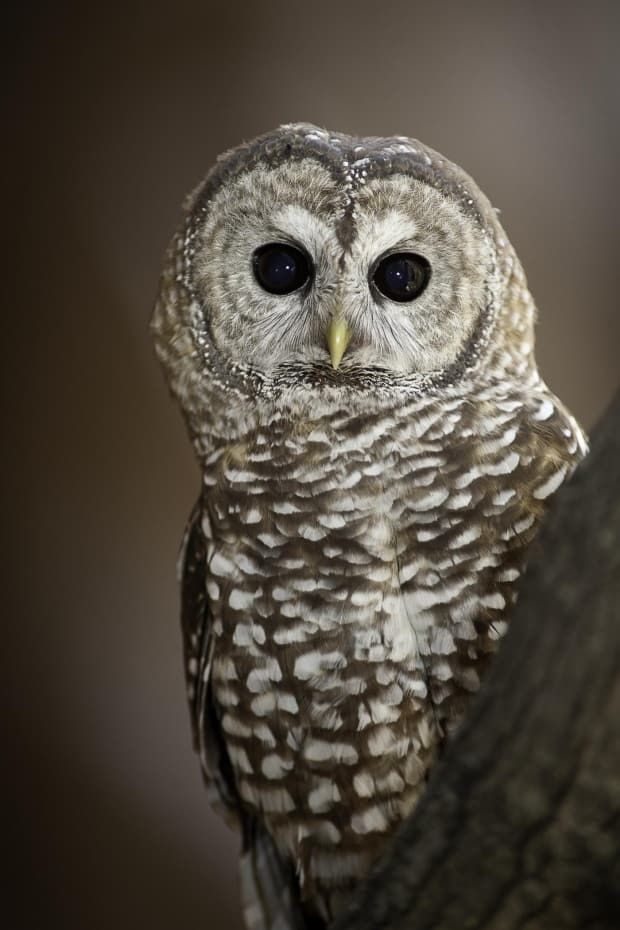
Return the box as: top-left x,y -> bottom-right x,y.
6,2 -> 619,928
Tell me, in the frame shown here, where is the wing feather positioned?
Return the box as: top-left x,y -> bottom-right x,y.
180,501 -> 239,817
179,501 -> 311,929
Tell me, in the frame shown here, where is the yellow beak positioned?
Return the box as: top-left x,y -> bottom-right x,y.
326,318 -> 351,369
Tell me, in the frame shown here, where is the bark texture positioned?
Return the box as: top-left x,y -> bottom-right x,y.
334,390 -> 620,930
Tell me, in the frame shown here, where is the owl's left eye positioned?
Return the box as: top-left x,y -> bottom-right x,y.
252,243 -> 311,295
371,251 -> 431,303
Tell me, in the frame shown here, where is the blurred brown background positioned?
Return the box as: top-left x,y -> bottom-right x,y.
5,2 -> 619,928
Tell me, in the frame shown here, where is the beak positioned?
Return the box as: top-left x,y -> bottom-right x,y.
326,318 -> 351,369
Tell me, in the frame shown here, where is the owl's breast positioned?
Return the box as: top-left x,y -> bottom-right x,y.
201,402 -> 555,897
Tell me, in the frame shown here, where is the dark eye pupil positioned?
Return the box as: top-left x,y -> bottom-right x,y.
253,243 -> 311,295
372,252 -> 431,302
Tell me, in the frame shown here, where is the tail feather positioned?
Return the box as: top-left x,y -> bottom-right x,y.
240,821 -> 318,930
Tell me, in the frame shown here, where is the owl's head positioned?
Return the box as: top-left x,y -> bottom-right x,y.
153,125 -> 535,434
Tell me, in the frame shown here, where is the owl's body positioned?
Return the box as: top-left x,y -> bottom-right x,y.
152,125 -> 586,928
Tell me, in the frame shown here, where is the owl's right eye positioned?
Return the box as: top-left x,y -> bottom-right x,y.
252,243 -> 311,296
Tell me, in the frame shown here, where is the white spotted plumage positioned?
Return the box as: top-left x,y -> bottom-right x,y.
152,124 -> 587,929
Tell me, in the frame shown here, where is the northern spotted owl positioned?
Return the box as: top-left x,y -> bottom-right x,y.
152,124 -> 587,929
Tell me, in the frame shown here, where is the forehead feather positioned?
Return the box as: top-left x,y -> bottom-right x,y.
199,158 -> 340,225
190,124 -> 495,239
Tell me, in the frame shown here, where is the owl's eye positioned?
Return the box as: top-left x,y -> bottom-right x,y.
371,252 -> 431,303
252,243 -> 311,295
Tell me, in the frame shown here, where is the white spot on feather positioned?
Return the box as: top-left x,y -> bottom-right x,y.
246,659 -> 282,692
432,659 -> 453,682
417,526 -> 444,542
308,779 -> 341,813
257,532 -> 286,549
447,490 -> 472,510
228,745 -> 253,774
298,524 -> 327,541
261,754 -> 293,780
449,524 -> 482,549
206,579 -> 220,600
414,487 -> 450,511
303,739 -> 358,764
368,700 -> 400,724
323,544 -> 343,558
253,723 -> 276,746
232,624 -> 253,647
317,512 -> 347,529
367,726 -> 409,757
534,399 -> 554,421
501,513 -> 536,539
497,567 -> 520,582
226,469 -> 259,484
429,626 -> 456,654
353,772 -> 374,797
229,588 -> 260,610
250,693 -> 275,716
492,489 -> 515,506
222,714 -> 251,738
497,426 -> 518,447
210,551 -> 238,579
484,451 -> 520,476
351,588 -> 379,607
351,806 -> 390,834
274,622 -> 314,644
272,500 -> 300,515
340,470 -> 362,489
278,693 -> 299,714
377,771 -> 406,793
454,466 -> 482,489
292,577 -> 321,592
533,467 -> 567,499
488,619 -> 509,640
399,558 -> 424,584
367,564 -> 392,582
363,462 -> 384,476
257,786 -> 296,813
294,651 -> 346,680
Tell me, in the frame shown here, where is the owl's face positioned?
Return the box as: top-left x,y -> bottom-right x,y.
154,125 -> 530,428
187,128 -> 501,386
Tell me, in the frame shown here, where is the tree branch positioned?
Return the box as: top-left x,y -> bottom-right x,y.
335,391 -> 620,930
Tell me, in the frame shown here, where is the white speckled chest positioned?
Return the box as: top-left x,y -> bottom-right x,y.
199,383 -> 583,896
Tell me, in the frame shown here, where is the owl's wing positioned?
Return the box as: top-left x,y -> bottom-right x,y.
179,502 -> 309,930
179,501 -> 239,819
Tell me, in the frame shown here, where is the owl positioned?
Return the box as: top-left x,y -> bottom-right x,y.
151,124 -> 587,929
